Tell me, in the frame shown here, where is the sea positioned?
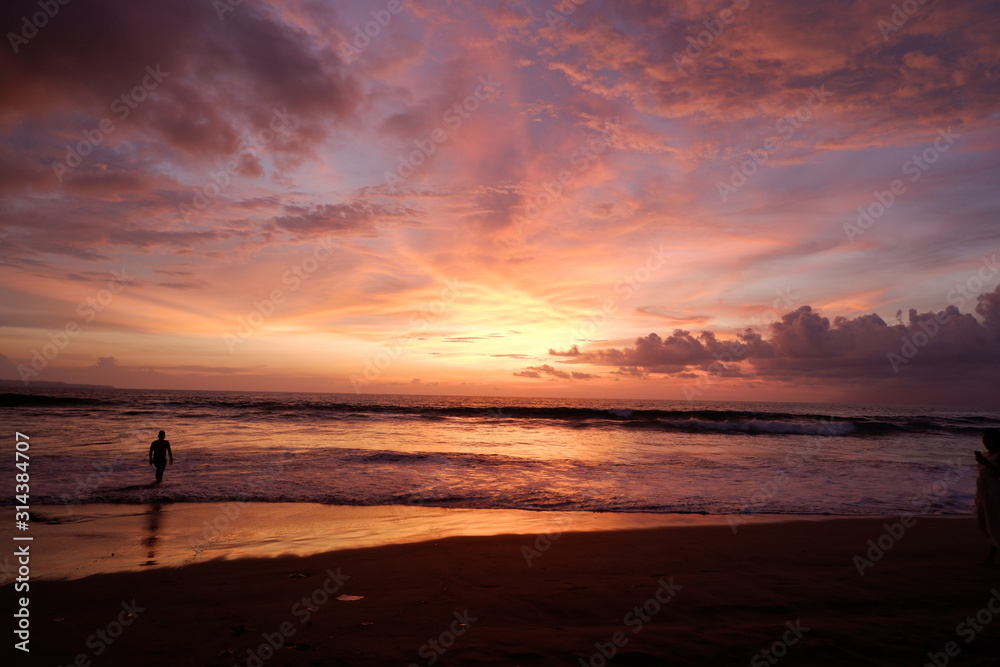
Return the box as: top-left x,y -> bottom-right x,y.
3,388 -> 998,517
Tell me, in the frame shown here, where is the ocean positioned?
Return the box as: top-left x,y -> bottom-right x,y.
3,389 -> 998,517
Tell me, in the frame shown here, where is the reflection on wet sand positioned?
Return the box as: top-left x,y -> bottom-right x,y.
141,503 -> 163,566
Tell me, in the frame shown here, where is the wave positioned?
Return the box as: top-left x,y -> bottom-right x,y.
0,393 -> 106,407
30,489 -> 975,517
655,418 -> 857,436
7,391 -> 997,437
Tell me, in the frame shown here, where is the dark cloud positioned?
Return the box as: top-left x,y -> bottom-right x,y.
536,0 -> 1000,152
0,0 -> 369,260
0,0 -> 361,162
976,288 -> 1000,338
156,281 -> 207,291
469,185 -> 525,231
610,366 -> 647,378
107,227 -> 236,250
570,288 -> 1000,384
583,329 -> 765,373
273,201 -> 418,238
513,363 -> 597,380
0,145 -> 48,194
754,303 -> 1000,378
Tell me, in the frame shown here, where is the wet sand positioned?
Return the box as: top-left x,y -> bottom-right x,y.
11,508 -> 1000,666
17,503 -> 820,580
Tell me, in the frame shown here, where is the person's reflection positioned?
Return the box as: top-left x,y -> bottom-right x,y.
142,503 -> 164,566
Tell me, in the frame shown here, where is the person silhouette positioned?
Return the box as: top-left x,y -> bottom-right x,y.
149,430 -> 173,484
974,429 -> 1000,566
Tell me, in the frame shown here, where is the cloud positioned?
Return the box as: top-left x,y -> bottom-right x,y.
635,307 -> 713,325
0,0 -> 362,161
976,287 -> 1000,338
513,363 -> 597,380
582,329 -> 759,373
537,0 -> 1000,145
610,366 -> 647,378
272,200 -> 419,238
570,288 -> 1000,384
0,0 -> 370,262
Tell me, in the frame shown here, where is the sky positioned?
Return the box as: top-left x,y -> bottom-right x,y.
1,0 -> 999,406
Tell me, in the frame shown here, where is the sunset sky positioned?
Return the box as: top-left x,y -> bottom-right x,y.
2,0 -> 999,406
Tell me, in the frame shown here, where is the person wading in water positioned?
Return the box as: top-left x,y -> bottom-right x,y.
149,430 -> 174,483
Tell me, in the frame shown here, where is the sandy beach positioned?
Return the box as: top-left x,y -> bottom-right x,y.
11,507 -> 1000,666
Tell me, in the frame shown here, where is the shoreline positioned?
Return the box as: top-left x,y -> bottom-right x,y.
15,514 -> 1000,666
9,502 -> 969,580
6,503 -> 972,580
